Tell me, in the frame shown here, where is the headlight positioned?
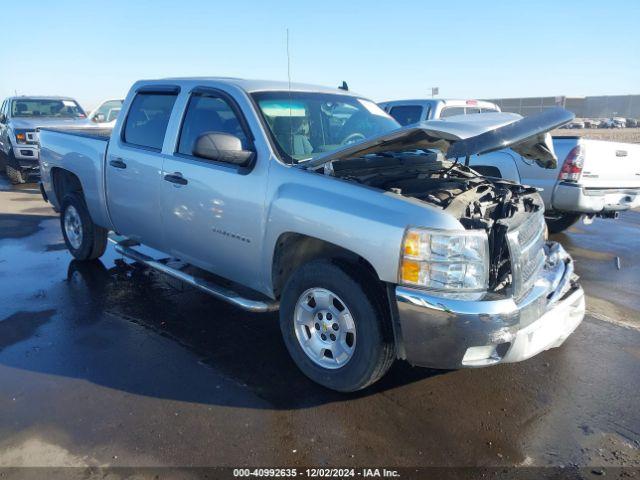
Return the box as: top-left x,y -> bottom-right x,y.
400,228 -> 489,291
14,129 -> 34,144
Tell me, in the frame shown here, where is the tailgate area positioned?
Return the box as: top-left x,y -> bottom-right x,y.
580,139 -> 640,189
553,183 -> 640,213
551,138 -> 640,213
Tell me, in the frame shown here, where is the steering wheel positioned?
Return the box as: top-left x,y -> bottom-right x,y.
340,132 -> 366,146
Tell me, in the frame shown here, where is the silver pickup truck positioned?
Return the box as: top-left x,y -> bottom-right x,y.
380,99 -> 640,232
38,78 -> 585,391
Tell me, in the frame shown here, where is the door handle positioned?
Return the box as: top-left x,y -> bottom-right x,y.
109,158 -> 127,169
164,172 -> 188,185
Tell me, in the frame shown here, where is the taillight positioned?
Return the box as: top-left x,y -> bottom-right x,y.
558,144 -> 584,182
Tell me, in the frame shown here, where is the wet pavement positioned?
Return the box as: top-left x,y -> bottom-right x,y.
0,177 -> 638,472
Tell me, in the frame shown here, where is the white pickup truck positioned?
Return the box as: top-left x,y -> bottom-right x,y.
380,99 -> 640,232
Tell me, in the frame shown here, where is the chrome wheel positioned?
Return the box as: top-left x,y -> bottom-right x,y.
294,287 -> 356,369
64,205 -> 83,250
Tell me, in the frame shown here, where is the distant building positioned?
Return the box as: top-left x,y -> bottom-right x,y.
485,95 -> 640,118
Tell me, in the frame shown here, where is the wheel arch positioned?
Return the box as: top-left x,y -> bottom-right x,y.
270,232 -> 384,300
50,167 -> 84,206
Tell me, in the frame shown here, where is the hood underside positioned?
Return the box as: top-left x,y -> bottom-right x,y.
304,108 -> 574,170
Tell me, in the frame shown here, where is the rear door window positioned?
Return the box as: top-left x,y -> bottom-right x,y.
389,105 -> 423,126
123,92 -> 177,150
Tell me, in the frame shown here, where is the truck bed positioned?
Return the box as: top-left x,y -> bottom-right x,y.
38,127 -> 113,230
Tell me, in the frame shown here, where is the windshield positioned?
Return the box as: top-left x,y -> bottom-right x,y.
11,99 -> 86,118
252,91 -> 399,163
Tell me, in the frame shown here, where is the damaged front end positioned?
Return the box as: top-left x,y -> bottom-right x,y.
326,151 -> 544,297
303,108 -> 585,368
305,108 -> 574,300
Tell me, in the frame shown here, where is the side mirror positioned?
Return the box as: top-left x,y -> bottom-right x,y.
94,113 -> 106,123
0,114 -> 6,124
193,132 -> 253,166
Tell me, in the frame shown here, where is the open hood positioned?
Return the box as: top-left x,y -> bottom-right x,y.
304,108 -> 574,170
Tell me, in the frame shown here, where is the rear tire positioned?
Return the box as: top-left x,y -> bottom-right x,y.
545,212 -> 582,234
60,192 -> 108,260
279,259 -> 395,392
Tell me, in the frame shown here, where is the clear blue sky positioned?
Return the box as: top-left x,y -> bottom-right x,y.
2,0 -> 638,110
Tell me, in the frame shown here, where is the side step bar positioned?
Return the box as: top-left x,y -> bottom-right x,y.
114,242 -> 279,313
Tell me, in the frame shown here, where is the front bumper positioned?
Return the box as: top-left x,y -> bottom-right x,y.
12,144 -> 40,167
394,242 -> 585,369
552,182 -> 640,213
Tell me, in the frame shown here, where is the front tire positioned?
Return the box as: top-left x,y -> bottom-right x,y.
0,149 -> 6,173
60,192 -> 108,260
279,260 -> 395,392
545,212 -> 582,234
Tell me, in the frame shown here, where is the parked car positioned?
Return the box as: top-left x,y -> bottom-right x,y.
38,78 -> 584,391
87,99 -> 123,127
0,96 -> 90,183
380,99 -> 640,232
625,118 -> 638,128
601,117 -> 627,129
612,117 -> 627,128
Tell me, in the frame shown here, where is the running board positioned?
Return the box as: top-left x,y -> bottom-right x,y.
113,242 -> 279,313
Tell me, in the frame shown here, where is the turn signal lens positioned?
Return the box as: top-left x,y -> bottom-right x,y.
15,132 -> 26,143
400,259 -> 421,284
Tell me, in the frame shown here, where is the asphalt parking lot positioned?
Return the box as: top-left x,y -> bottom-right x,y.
0,177 -> 638,473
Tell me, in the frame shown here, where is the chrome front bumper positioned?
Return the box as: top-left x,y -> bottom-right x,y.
394,242 -> 585,369
552,183 -> 640,213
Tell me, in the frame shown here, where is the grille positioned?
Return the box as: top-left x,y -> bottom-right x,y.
507,210 -> 546,300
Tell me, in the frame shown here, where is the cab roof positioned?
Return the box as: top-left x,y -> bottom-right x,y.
145,77 -> 360,96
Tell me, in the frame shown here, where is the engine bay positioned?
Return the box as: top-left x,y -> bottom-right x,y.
322,151 -> 545,291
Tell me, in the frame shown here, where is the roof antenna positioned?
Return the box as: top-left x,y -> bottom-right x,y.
338,81 -> 349,91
